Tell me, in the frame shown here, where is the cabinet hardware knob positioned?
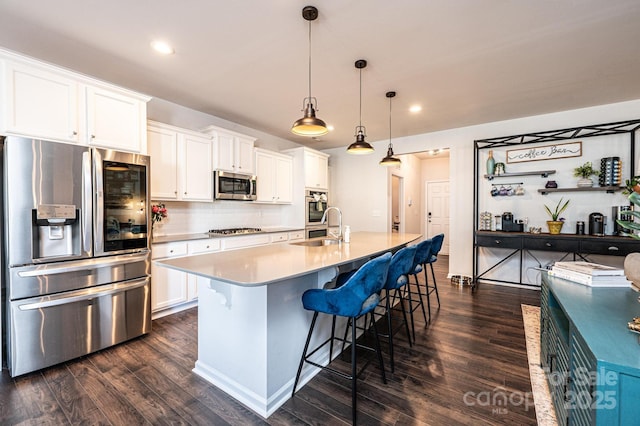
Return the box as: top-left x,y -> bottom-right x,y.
71,131 -> 77,136
608,246 -> 619,251
495,240 -> 501,244
91,134 -> 96,139
545,242 -> 552,247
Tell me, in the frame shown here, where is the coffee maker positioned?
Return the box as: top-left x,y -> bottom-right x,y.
501,212 -> 524,232
589,212 -> 605,236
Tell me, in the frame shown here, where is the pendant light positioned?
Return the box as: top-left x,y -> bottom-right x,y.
380,91 -> 402,166
347,60 -> 374,154
291,6 -> 328,137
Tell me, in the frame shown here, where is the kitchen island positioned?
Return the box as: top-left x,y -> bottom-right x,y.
157,232 -> 421,417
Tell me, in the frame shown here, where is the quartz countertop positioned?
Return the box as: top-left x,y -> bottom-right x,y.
152,226 -> 304,245
156,232 -> 421,286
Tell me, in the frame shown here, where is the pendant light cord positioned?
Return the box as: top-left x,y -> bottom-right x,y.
359,68 -> 363,127
389,94 -> 393,148
308,20 -> 312,101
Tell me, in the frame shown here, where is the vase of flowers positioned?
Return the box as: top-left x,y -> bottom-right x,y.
151,203 -> 168,233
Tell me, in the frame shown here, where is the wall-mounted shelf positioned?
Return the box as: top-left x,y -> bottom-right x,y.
484,170 -> 556,180
538,186 -> 623,195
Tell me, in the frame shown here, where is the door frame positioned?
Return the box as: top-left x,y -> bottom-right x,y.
390,172 -> 404,233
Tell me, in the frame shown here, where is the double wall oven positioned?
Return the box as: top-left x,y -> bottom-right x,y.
2,136 -> 151,376
305,190 -> 329,238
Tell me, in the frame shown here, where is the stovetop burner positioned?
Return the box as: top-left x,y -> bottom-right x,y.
208,227 -> 262,235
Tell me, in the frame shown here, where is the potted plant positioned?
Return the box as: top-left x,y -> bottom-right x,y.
622,176 -> 640,195
573,161 -> 599,187
544,197 -> 570,234
616,191 -> 640,239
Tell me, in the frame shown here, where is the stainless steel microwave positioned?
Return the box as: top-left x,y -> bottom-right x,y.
214,171 -> 257,201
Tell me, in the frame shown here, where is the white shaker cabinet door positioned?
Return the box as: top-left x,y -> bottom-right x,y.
86,86 -> 146,152
235,135 -> 255,174
148,125 -> 180,200
3,61 -> 79,142
181,133 -> 213,201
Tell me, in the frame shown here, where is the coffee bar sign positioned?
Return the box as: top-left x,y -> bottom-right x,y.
506,141 -> 582,163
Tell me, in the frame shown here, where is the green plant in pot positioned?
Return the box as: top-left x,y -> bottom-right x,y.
622,176 -> 640,195
544,197 -> 570,234
573,161 -> 599,187
616,192 -> 640,239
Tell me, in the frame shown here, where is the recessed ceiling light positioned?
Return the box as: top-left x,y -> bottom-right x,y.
409,105 -> 422,113
151,40 -> 174,55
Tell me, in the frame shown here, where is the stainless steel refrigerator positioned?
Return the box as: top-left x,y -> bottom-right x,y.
2,136 -> 151,376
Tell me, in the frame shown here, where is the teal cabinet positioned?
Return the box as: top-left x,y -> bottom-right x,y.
541,274 -> 640,425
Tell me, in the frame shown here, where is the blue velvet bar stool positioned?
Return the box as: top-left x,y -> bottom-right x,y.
291,252 -> 392,425
377,245 -> 416,373
406,239 -> 432,339
422,233 -> 445,319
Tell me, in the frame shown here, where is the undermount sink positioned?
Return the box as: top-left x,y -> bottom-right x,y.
291,238 -> 341,247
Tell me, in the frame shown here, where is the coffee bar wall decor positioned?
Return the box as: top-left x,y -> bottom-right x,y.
506,141 -> 582,163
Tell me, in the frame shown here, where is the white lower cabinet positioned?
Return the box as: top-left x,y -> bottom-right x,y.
151,239 -> 220,317
151,242 -> 189,315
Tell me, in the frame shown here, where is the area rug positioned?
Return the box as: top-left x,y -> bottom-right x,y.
521,304 -> 558,426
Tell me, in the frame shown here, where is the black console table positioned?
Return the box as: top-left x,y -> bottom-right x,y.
474,230 -> 640,286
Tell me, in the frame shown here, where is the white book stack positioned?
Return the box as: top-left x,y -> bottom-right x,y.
548,261 -> 632,288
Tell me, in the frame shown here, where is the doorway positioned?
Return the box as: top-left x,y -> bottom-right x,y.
425,180 -> 450,254
391,174 -> 403,233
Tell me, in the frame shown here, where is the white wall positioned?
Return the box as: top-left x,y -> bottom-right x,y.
324,99 -> 640,279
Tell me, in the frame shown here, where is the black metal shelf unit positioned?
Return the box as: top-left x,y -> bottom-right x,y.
473,119 -> 640,287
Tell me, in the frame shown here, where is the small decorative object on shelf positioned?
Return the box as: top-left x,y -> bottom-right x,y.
573,161 -> 599,187
623,175 -> 640,195
545,180 -> 558,188
599,157 -> 622,187
151,203 -> 168,230
494,162 -> 505,175
486,150 -> 496,175
544,197 -> 570,234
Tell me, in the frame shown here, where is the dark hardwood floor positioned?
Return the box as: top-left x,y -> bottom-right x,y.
0,255 -> 541,425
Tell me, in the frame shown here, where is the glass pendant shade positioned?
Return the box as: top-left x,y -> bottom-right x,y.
292,100 -> 328,136
347,126 -> 374,154
291,6 -> 328,137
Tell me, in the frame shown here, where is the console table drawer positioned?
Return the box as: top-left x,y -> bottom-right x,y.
476,234 -> 522,249
524,238 -> 580,252
580,239 -> 640,256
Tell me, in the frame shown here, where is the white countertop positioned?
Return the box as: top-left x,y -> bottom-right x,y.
157,232 -> 421,286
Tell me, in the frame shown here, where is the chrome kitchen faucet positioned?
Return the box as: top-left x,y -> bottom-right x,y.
321,206 -> 342,240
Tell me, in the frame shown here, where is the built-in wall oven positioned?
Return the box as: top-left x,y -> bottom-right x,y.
2,136 -> 151,376
305,190 -> 328,227
305,190 -> 329,238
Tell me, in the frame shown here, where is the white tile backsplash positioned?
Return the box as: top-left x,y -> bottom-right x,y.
150,201 -> 291,236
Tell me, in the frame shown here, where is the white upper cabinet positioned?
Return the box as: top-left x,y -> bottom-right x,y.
2,60 -> 79,143
148,124 -> 180,199
304,148 -> 329,189
255,148 -> 293,204
202,125 -> 256,174
0,51 -> 150,152
86,86 -> 146,152
148,121 -> 213,202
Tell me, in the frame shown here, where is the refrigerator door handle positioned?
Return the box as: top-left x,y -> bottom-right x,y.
17,278 -> 149,311
93,148 -> 104,255
82,150 -> 93,256
16,252 -> 149,278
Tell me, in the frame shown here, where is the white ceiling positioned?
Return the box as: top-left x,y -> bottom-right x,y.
1,1 -> 640,150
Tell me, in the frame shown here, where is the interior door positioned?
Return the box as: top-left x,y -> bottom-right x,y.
426,180 -> 450,254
